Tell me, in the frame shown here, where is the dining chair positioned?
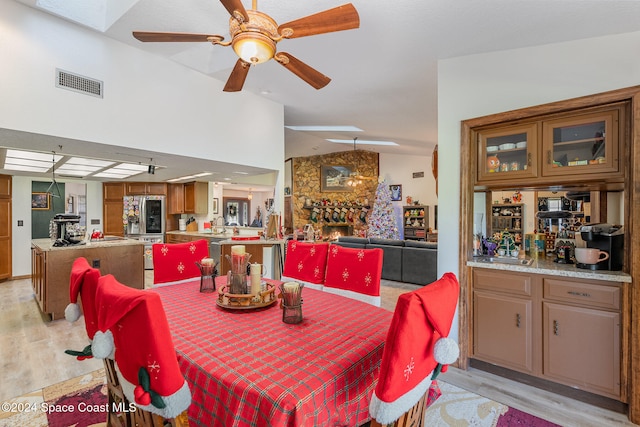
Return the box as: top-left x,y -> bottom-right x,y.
92,273 -> 191,425
369,272 -> 460,426
64,257 -> 134,427
323,244 -> 383,306
152,239 -> 210,285
281,240 -> 330,290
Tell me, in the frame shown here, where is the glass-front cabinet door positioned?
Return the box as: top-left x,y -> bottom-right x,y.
541,109 -> 619,177
477,123 -> 538,183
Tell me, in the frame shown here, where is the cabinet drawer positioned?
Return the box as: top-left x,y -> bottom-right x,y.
474,269 -> 531,296
543,278 -> 620,310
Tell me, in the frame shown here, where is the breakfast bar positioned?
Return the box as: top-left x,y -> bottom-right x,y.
31,237 -> 145,320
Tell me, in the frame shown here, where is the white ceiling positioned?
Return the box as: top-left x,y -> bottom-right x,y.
9,0 -> 640,183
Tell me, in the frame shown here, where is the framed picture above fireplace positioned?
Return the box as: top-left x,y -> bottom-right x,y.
321,165 -> 354,192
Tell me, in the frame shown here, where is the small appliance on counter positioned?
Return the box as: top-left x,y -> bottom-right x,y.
578,224 -> 624,271
49,213 -> 85,246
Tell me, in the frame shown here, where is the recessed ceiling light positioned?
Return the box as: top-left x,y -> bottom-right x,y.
285,126 -> 363,132
326,139 -> 398,146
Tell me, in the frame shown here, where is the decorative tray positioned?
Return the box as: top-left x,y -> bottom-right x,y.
216,283 -> 277,310
231,236 -> 261,241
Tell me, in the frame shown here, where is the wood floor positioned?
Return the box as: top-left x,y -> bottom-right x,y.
0,276 -> 636,426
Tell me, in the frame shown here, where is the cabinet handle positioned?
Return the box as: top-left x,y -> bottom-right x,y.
553,320 -> 559,336
516,313 -> 521,328
547,150 -> 552,164
567,291 -> 591,298
527,153 -> 532,167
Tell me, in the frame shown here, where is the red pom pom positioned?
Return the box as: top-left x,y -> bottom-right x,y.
441,365 -> 449,373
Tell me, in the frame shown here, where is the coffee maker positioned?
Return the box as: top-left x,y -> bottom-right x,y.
578,224 -> 624,270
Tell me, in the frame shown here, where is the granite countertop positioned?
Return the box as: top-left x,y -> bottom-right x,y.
467,256 -> 631,283
32,237 -> 145,251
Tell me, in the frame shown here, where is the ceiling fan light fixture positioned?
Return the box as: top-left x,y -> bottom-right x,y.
232,32 -> 276,64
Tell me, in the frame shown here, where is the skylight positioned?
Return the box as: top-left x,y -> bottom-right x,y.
326,139 -> 398,146
1,148 -> 152,179
285,125 -> 363,132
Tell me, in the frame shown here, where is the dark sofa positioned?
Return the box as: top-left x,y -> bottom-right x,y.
334,237 -> 437,285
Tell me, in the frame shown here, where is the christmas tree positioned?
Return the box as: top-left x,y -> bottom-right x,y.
368,179 -> 400,239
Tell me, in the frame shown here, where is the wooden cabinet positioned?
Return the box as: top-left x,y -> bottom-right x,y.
103,183 -> 125,237
472,268 -> 623,400
168,184 -> 185,214
473,269 -> 535,373
168,182 -> 207,214
125,182 -> 167,195
542,277 -> 621,399
474,103 -> 627,188
184,182 -> 207,214
403,205 -> 429,240
0,174 -> 11,280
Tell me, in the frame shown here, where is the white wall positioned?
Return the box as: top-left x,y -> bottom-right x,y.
438,30 -> 640,280
379,153 -> 437,233
2,1 -> 287,275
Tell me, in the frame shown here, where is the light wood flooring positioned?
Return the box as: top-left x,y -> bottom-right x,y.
0,275 -> 636,426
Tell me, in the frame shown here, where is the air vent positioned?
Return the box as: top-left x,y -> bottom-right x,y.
55,69 -> 103,98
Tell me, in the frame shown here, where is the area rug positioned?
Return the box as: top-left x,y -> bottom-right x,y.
2,371 -> 559,427
425,382 -> 560,427
0,369 -> 107,427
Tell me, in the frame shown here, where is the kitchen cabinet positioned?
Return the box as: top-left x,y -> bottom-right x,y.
103,183 -> 125,237
489,203 -> 523,244
474,103 -> 626,188
403,205 -> 429,240
542,277 -> 621,399
125,182 -> 167,196
473,269 -> 535,373
0,174 -> 11,280
472,268 -> 623,400
168,182 -> 207,215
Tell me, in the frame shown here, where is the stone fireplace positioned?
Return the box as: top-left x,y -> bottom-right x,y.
289,150 -> 379,237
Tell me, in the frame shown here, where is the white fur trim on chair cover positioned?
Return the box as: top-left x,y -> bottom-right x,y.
369,369 -> 435,425
115,362 -> 191,419
322,286 -> 381,307
280,275 -> 323,291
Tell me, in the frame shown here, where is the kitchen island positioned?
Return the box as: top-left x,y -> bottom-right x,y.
31,237 -> 145,321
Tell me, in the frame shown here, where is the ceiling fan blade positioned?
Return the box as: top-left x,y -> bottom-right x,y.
275,52 -> 330,89
278,3 -> 359,39
223,59 -> 251,92
133,31 -> 223,43
219,0 -> 249,22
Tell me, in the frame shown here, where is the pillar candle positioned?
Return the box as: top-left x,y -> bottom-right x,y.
231,245 -> 245,255
250,263 -> 262,295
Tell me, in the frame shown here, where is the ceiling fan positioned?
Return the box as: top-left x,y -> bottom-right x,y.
132,0 -> 360,92
344,137 -> 377,186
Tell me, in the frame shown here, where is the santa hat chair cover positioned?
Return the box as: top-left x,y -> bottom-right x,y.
323,245 -> 383,306
369,272 -> 460,425
64,257 -> 102,359
152,239 -> 209,285
281,240 -> 330,290
92,274 -> 191,419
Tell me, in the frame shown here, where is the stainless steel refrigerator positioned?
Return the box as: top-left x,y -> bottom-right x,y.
124,195 -> 166,269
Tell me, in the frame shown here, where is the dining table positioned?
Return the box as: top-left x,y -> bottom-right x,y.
150,277 -> 393,427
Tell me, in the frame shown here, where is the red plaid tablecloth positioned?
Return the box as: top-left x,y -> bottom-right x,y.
151,278 -> 393,427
